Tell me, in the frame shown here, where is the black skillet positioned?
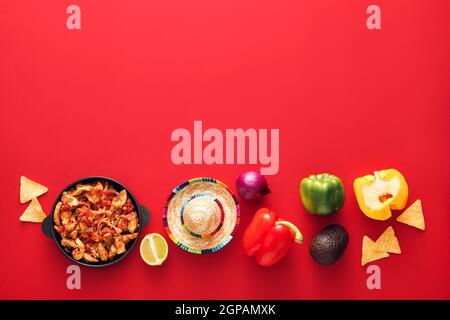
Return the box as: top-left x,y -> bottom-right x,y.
42,176 -> 150,267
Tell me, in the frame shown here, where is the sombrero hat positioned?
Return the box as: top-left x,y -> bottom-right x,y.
163,177 -> 240,254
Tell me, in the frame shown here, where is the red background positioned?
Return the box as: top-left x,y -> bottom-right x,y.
1,0 -> 449,299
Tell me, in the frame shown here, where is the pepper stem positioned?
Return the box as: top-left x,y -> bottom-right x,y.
275,220 -> 304,244
373,171 -> 381,182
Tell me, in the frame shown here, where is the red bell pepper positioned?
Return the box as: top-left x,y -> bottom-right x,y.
243,208 -> 303,266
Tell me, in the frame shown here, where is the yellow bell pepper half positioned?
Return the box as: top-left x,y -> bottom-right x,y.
353,169 -> 408,221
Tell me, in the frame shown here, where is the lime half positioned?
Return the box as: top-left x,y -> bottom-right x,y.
139,233 -> 168,266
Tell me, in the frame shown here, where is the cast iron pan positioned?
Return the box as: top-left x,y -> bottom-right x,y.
42,176 -> 150,267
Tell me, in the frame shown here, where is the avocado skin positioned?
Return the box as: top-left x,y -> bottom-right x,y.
310,224 -> 349,265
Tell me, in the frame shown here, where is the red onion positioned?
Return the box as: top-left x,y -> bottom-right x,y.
236,171 -> 270,201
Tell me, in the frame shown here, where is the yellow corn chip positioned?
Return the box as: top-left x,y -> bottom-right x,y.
20,176 -> 48,204
373,226 -> 401,254
396,199 -> 425,230
20,198 -> 47,223
361,235 -> 389,266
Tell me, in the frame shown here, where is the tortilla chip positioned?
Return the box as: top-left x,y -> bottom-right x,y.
373,226 -> 401,254
20,176 -> 48,203
20,198 -> 46,223
396,199 -> 425,230
361,235 -> 389,266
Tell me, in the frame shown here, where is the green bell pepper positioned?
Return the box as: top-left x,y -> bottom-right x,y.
300,173 -> 345,215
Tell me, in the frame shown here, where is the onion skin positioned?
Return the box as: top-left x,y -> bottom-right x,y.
236,171 -> 271,201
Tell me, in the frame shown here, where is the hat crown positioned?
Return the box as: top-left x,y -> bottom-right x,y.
181,194 -> 224,238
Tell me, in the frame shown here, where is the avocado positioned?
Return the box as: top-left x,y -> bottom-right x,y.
310,224 -> 349,265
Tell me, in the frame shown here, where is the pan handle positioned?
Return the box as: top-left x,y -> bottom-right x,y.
139,205 -> 150,227
42,215 -> 53,238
